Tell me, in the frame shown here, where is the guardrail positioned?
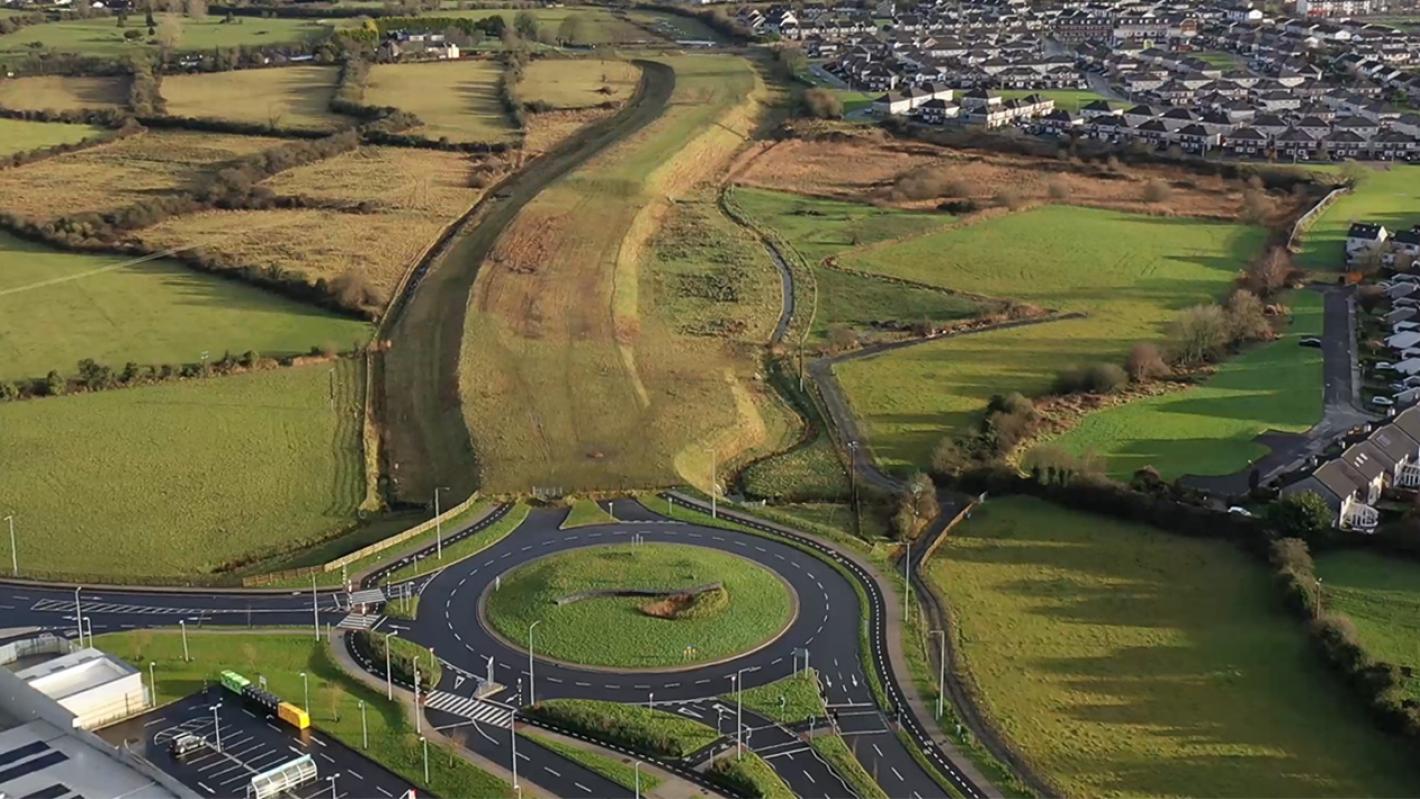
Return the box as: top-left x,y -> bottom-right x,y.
241,493 -> 481,587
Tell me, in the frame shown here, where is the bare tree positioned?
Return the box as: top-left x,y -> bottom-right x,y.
1225,289 -> 1272,343
1169,304 -> 1230,365
1126,342 -> 1170,382
1243,246 -> 1294,297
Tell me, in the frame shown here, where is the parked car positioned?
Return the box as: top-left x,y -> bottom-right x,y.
1396,275 -> 1420,285
1227,506 -> 1254,517
1299,336 -> 1322,348
1376,362 -> 1397,371
1372,396 -> 1396,408
170,734 -> 207,759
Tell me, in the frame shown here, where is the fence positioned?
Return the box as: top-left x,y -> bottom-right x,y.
1288,185 -> 1350,252
241,493 -> 482,587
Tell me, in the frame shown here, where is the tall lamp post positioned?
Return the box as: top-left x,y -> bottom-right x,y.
384,631 -> 399,699
4,515 -> 15,577
528,621 -> 541,705
300,672 -> 309,712
434,486 -> 450,560
928,629 -> 946,719
73,587 -> 83,646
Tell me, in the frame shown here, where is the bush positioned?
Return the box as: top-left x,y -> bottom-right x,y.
1054,362 -> 1127,395
1142,178 -> 1172,203
800,88 -> 843,120
891,166 -> 951,201
1266,492 -> 1335,545
1126,342 -> 1170,382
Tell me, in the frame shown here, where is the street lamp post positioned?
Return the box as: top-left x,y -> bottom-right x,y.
420,736 -> 429,784
359,700 -> 367,749
384,631 -> 398,699
210,704 -> 222,753
73,587 -> 83,646
706,447 -> 718,519
4,515 -> 15,577
929,629 -> 945,720
300,672 -> 309,712
528,621 -> 541,705
847,441 -> 860,536
414,664 -> 422,735
180,619 -> 190,662
82,617 -> 93,647
434,486 -> 449,560
311,575 -> 320,641
148,662 -> 156,705
634,761 -> 642,799
510,708 -> 519,790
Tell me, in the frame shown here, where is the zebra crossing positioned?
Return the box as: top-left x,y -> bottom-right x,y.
425,691 -> 513,729
337,613 -> 382,631
348,588 -> 386,606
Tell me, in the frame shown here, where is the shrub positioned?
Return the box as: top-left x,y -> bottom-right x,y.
800,88 -> 843,119
1054,362 -> 1127,394
1126,342 -> 1170,381
1142,178 -> 1172,203
891,167 -> 950,201
1168,304 -> 1230,365
1266,492 -> 1335,545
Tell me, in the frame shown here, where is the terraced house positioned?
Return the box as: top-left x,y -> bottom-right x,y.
1283,408 -> 1420,531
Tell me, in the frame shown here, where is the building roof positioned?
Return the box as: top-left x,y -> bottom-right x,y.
1339,440 -> 1390,481
1349,222 -> 1385,240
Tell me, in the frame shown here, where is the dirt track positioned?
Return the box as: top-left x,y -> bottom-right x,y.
378,60 -> 677,504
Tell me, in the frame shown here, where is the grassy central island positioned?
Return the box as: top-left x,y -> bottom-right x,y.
484,543 -> 794,668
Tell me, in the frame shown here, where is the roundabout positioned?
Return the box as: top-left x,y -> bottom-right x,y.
481,542 -> 797,669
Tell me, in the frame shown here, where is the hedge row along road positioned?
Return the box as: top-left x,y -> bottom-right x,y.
0,500 -> 987,799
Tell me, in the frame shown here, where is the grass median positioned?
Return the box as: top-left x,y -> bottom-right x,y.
707,752 -> 793,799
721,669 -> 823,725
526,698 -> 719,759
810,735 -> 888,799
383,503 -> 531,585
520,730 -> 662,793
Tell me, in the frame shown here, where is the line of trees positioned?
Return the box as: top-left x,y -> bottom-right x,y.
0,348 -> 349,403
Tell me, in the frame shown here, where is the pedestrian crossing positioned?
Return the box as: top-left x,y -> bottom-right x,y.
337,613 -> 382,630
348,588 -> 386,606
425,691 -> 513,728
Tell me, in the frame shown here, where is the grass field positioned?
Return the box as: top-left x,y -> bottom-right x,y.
1049,290 -> 1324,479
0,74 -> 128,111
998,88 -> 1109,109
624,9 -> 724,41
0,232 -> 371,382
0,13 -> 332,58
832,205 -> 1266,470
160,66 -> 347,131
460,54 -> 796,493
366,60 -> 516,143
0,362 -> 364,580
560,498 -> 616,528
0,117 -> 105,157
94,631 -> 510,797
929,496 -> 1419,797
1298,164 -> 1420,270
522,58 -> 639,109
0,129 -> 284,220
139,146 -> 488,312
1316,549 -> 1420,701
484,543 -> 793,668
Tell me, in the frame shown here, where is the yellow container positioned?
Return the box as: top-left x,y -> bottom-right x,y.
277,701 -> 311,730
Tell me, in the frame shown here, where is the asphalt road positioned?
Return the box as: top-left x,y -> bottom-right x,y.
0,499 -> 981,799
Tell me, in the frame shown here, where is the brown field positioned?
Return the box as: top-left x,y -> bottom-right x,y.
734,129 -> 1280,221
523,107 -> 619,156
522,57 -> 640,109
138,147 -> 491,309
0,129 -> 284,219
458,54 -> 795,493
0,75 -> 129,111
160,66 -> 348,131
365,59 -> 515,143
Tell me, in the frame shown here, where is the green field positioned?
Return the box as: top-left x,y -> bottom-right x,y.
365,59 -> 516,143
833,205 -> 1266,470
999,88 -> 1109,110
161,66 -> 347,131
0,362 -> 364,580
0,118 -> 104,157
1298,164 -> 1420,270
0,232 -> 371,382
731,186 -> 950,265
1317,550 -> 1420,701
929,496 -> 1419,797
95,631 -> 510,798
624,9 -> 723,42
484,543 -> 792,668
0,75 -> 129,111
0,14 -> 333,58
1049,290 -> 1324,479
